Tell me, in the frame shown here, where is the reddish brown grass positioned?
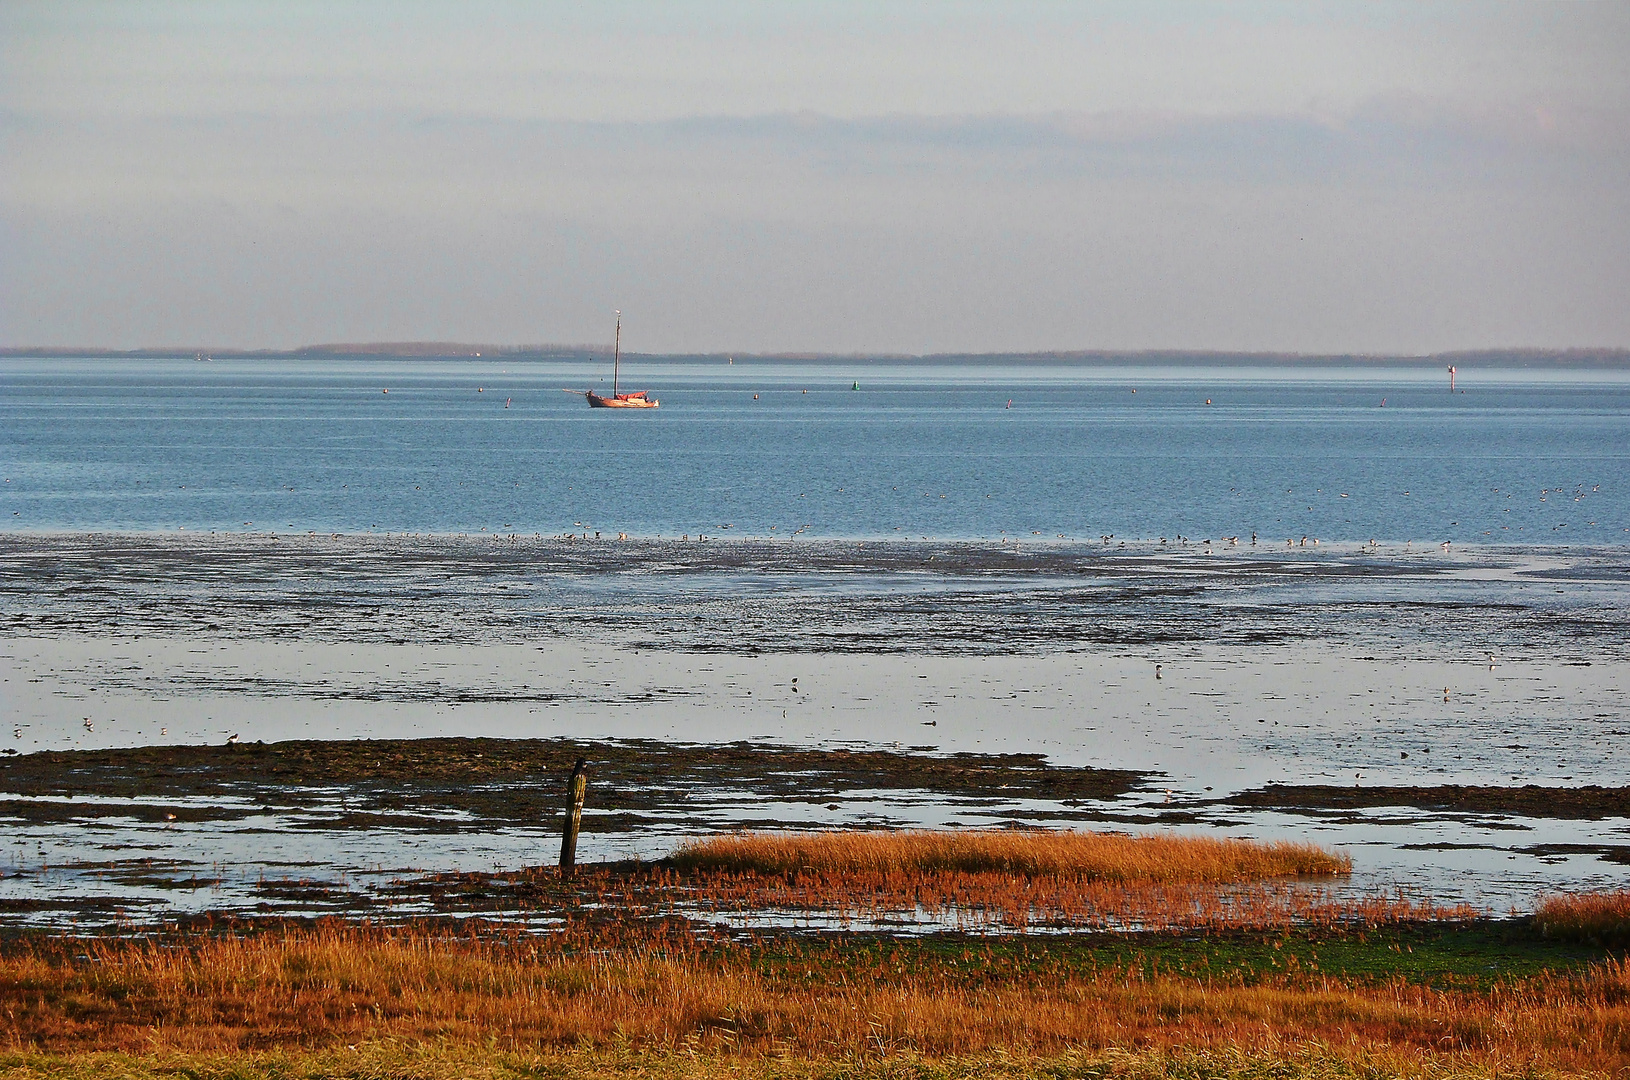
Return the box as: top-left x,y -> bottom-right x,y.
673,829 -> 1351,882
1536,889 -> 1630,945
0,1042 -> 1589,1078
1,922 -> 1627,1073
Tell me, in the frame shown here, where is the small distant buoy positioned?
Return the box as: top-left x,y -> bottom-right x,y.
852,381 -> 859,390
1006,399 -> 1011,409
382,389 -> 388,394
1130,388 -> 1136,393
753,393 -> 759,400
505,397 -> 511,408
477,387 -> 483,392
1205,398 -> 1212,405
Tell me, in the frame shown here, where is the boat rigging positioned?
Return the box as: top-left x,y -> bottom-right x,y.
565,311 -> 658,409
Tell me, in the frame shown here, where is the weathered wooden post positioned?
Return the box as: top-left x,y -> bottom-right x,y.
559,758 -> 588,879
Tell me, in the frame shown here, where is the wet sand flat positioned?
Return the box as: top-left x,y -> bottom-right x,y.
7,633 -> 1623,792
5,531 -> 1627,657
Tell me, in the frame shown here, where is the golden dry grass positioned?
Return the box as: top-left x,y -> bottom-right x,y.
1,922 -> 1627,1074
673,829 -> 1350,882
1535,889 -> 1630,945
662,831 -> 1447,934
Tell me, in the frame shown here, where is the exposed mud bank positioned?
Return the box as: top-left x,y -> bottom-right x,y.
0,737 -> 1149,832
1229,783 -> 1630,820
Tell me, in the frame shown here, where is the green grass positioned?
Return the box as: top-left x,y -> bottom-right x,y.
738,921 -> 1612,992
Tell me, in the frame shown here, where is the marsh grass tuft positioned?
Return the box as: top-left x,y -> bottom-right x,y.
662,831 -> 1471,933
673,829 -> 1351,881
1536,889 -> 1630,945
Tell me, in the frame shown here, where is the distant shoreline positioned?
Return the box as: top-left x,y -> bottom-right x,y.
3,345 -> 1629,368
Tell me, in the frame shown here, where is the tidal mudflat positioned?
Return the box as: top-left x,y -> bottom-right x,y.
2,532 -> 1628,928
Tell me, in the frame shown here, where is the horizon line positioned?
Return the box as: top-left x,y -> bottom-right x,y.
3,344 -> 1630,367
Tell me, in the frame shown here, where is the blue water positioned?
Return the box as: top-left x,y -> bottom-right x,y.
3,357 -> 1627,544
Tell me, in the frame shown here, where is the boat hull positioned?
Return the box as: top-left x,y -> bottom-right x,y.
586,392 -> 658,409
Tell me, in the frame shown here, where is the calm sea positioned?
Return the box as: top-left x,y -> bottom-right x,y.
3,357 -> 1627,544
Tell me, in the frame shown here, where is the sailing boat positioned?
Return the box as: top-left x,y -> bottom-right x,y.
574,311 -> 658,409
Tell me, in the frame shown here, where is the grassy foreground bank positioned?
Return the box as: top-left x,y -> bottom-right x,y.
0,920 -> 1625,1076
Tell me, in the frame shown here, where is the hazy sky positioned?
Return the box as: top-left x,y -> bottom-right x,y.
3,2 -> 1627,353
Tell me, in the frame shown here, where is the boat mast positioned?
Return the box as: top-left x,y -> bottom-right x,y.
613,310 -> 621,397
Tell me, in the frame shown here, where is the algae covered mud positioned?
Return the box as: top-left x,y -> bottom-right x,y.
2,532 -> 1629,928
